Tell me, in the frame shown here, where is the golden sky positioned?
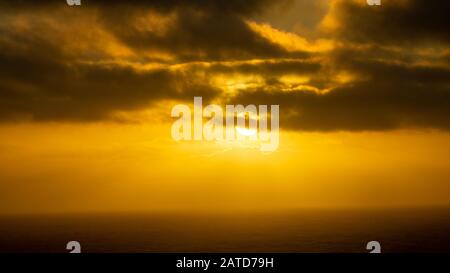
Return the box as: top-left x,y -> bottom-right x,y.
0,0 -> 449,214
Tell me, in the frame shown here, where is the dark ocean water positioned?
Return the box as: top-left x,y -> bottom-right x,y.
0,208 -> 449,253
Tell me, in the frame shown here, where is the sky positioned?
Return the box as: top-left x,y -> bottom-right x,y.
0,0 -> 449,214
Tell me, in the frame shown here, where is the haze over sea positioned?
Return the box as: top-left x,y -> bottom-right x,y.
1,208 -> 449,253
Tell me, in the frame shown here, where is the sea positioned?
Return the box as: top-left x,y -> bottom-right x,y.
0,208 -> 449,253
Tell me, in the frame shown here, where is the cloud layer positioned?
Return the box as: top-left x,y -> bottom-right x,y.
0,0 -> 449,130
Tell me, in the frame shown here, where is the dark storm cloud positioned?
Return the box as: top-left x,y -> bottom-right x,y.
331,47 -> 450,86
222,0 -> 450,132
328,0 -> 450,44
229,57 -> 450,131
2,0 -> 293,61
0,34 -> 220,121
89,0 -> 275,15
0,0 -> 288,121
1,0 -> 273,13
94,0 -> 301,61
2,0 -> 295,62
0,0 -> 449,131
101,9 -> 290,62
